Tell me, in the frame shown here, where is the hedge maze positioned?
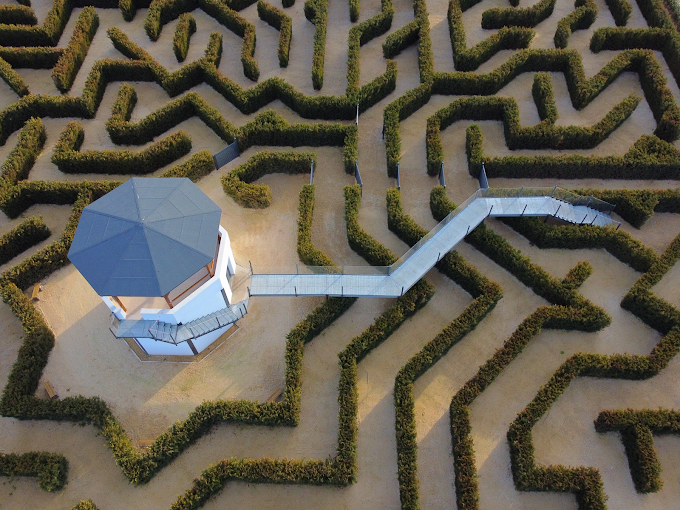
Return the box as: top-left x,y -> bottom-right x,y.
1,0 -> 680,508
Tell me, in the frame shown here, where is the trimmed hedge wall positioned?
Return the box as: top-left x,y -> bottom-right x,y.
173,13 -> 196,63
161,150 -> 214,180
0,56 -> 30,96
482,0 -> 556,29
0,47 -> 64,69
71,501 -> 99,510
298,184 -> 335,266
221,150 -> 315,208
0,117 -> 45,188
606,0 -> 632,25
346,0 -> 394,96
344,185 -> 396,266
501,217 -> 657,273
51,7 -> 99,93
532,72 -> 558,123
0,452 -> 68,492
257,1 -> 292,68
426,94 -> 639,175
441,195 -> 680,509
0,4 -> 38,25
466,124 -> 680,180
383,48 -> 680,176
52,120 -> 192,175
106,84 -> 236,144
0,22 -> 395,146
0,216 -> 50,266
554,0 -> 597,49
144,0 -> 259,80
383,19 -> 420,58
595,408 -> 680,493
305,0 -> 328,89
449,0 -> 534,71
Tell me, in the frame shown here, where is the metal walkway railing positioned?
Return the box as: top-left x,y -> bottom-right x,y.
110,300 -> 248,344
248,187 -> 620,298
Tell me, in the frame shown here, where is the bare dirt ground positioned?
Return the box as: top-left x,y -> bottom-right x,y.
1,0 -> 680,508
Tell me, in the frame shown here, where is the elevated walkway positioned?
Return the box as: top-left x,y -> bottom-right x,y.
109,187 -> 618,344
249,187 -> 619,298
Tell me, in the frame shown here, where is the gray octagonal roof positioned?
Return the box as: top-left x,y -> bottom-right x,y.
68,178 -> 222,297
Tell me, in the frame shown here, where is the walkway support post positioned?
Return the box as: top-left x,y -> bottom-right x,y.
479,162 -> 489,189
356,103 -> 359,125
310,161 -> 314,185
439,163 -> 446,188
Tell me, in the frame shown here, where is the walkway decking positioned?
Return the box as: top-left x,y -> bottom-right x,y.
249,188 -> 619,299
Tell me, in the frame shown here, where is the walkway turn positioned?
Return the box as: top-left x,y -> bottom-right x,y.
249,187 -> 619,299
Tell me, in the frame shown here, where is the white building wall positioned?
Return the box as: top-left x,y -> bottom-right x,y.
190,324 -> 231,352
135,337 -> 194,356
120,225 -> 238,356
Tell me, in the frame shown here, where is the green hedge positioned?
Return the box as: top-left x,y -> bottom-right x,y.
237,110 -> 357,174
0,56 -> 29,96
257,1 -> 292,67
554,0 -> 597,49
0,217 -> 50,266
532,72 -> 557,123
426,94 -> 639,175
606,0 -> 632,25
305,0 -> 328,89
621,232 -> 680,334
414,0 -> 434,82
384,48 -> 680,176
0,452 -> 68,492
0,23 -> 394,146
574,188 -> 662,227
346,0 -> 394,96
501,217 -> 657,273
173,13 -> 196,62
107,88 -> 360,174
0,117 -> 45,189
106,85 -> 235,145
466,124 -> 680,180
162,150 -> 214,180
298,184 -> 335,266
383,19 -> 419,58
482,0 -> 556,29
0,47 -> 63,69
52,120 -> 192,175
222,151 -> 315,208
0,4 -> 38,25
144,0 -> 259,80
0,0 -> 71,46
344,185 -> 396,266
51,7 -> 99,93
449,0 -> 534,71
595,408 -> 680,493
71,501 -> 99,510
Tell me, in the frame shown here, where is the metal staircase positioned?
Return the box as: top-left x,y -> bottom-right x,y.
110,300 -> 248,344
